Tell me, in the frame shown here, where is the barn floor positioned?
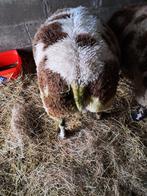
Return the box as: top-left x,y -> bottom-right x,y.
0,73 -> 147,196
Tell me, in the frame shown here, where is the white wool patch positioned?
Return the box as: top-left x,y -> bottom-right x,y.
69,7 -> 98,36
77,43 -> 104,84
44,37 -> 105,85
33,42 -> 45,69
44,37 -> 78,84
86,97 -> 101,113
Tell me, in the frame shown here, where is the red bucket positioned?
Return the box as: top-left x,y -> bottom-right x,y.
0,50 -> 22,82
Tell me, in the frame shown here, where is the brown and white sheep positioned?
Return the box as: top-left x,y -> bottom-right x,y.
32,6 -> 120,138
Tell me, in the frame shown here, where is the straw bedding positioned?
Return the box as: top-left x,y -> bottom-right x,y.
0,75 -> 147,196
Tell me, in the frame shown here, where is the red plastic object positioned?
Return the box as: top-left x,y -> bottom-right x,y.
0,50 -> 22,80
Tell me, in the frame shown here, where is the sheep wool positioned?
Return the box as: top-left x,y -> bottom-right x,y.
108,5 -> 147,120
33,6 -> 120,137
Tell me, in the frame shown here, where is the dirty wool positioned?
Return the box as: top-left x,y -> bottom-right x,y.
0,75 -> 147,196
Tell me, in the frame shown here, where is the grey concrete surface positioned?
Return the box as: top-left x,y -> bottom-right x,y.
0,0 -> 146,51
0,0 -> 45,26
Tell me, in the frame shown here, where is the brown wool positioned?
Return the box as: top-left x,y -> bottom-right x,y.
75,33 -> 97,47
38,62 -> 75,118
122,31 -> 136,44
136,32 -> 147,50
88,59 -> 119,104
102,24 -> 120,57
108,5 -> 147,106
108,7 -> 136,38
43,95 -> 74,118
38,66 -> 69,95
34,22 -> 68,49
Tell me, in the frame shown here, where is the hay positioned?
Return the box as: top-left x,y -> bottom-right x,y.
0,75 -> 147,196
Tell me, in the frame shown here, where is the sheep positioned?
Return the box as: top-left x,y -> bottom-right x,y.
108,4 -> 147,121
32,6 -> 120,138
